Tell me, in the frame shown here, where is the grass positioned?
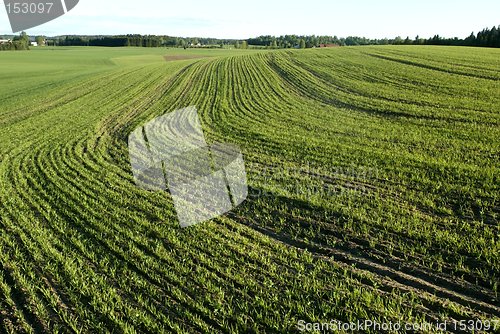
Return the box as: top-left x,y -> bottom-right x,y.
0,45 -> 499,333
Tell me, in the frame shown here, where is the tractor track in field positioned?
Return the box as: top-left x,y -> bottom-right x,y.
232,212 -> 500,319
230,192 -> 500,319
250,155 -> 499,293
365,52 -> 500,81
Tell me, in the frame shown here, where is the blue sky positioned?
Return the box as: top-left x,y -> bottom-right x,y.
1,0 -> 499,38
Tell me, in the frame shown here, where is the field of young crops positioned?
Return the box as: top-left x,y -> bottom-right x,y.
0,45 -> 499,333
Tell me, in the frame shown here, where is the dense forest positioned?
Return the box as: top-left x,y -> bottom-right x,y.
248,26 -> 500,48
1,25 -> 499,50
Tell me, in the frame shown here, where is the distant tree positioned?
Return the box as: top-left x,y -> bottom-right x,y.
414,35 -> 424,45
489,26 -> 499,47
14,32 -> 29,44
24,27 -> 500,51
426,34 -> 443,45
380,38 -> 389,45
344,37 -> 358,46
393,36 -> 403,45
21,31 -> 29,43
36,36 -> 45,46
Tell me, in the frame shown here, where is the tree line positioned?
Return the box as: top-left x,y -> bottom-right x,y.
54,26 -> 500,49
250,26 -> 500,48
426,26 -> 500,48
2,25 -> 499,51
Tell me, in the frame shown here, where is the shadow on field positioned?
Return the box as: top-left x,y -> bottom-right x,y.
224,187 -> 500,317
225,186 -> 346,252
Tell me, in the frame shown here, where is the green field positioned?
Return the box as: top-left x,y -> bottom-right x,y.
0,46 -> 499,333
